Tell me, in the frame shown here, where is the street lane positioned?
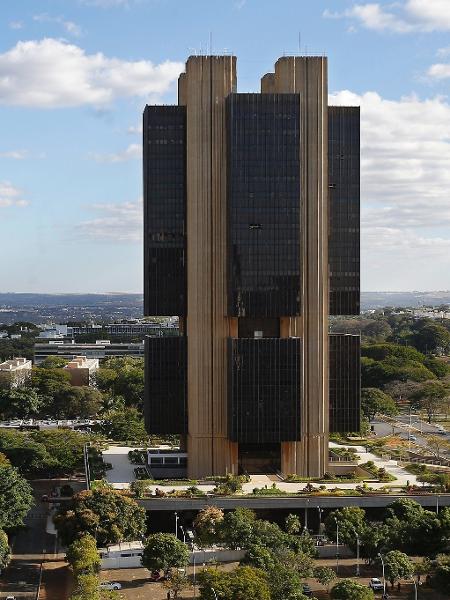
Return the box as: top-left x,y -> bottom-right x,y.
0,481 -> 55,599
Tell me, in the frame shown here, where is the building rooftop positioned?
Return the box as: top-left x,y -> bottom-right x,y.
0,358 -> 32,371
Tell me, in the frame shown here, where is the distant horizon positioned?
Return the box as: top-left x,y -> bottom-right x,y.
1,290 -> 450,296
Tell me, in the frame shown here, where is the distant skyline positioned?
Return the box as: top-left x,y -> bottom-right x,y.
1,0 -> 450,292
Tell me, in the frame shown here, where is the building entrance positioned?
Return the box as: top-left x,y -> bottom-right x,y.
238,443 -> 281,474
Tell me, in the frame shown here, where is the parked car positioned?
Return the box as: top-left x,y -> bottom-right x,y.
409,435 -> 417,442
369,577 -> 384,591
99,581 -> 122,590
302,583 -> 313,597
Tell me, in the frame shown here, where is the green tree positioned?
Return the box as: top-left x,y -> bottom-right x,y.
70,573 -> 101,600
0,463 -> 33,530
330,579 -> 375,600
220,507 -> 256,550
97,408 -> 148,443
0,529 -> 11,570
411,322 -> 450,354
95,357 -> 144,408
314,566 -> 336,592
434,554 -> 450,593
0,428 -> 52,473
130,479 -> 152,499
266,563 -> 308,600
383,499 -> 447,556
411,380 -> 449,423
38,356 -> 68,369
324,507 -> 366,547
198,566 -> 271,600
162,571 -> 191,599
51,386 -> 103,419
383,550 -> 414,588
194,505 -> 224,547
54,488 -> 146,546
31,366 -> 71,397
425,435 -> 450,460
141,533 -> 189,575
361,388 -> 398,420
285,513 -> 302,535
66,534 -> 101,575
31,429 -> 92,475
0,388 -> 42,419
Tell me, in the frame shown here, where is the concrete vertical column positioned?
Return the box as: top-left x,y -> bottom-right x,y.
179,56 -> 237,478
265,57 -> 329,477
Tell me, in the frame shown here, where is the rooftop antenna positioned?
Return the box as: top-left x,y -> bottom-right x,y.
298,31 -> 301,54
209,31 -> 213,55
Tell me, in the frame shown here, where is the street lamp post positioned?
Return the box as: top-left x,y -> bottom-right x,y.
179,525 -> 186,544
304,498 -> 309,532
334,517 -> 339,575
174,512 -> 179,538
317,506 -> 323,534
355,532 -> 360,577
436,493 -> 440,515
410,577 -> 418,600
378,553 -> 386,595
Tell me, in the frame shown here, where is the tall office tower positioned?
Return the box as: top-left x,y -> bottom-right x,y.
144,55 -> 360,478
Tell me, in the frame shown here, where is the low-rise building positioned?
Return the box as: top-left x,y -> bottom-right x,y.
0,357 -> 32,388
99,541 -> 144,569
34,340 -> 145,364
64,356 -> 99,386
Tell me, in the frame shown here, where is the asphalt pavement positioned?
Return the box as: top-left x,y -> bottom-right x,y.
0,481 -> 58,600
371,416 -> 450,452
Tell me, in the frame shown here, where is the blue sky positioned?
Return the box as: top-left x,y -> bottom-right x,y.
1,0 -> 450,292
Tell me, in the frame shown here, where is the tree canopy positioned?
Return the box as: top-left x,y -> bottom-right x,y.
198,566 -> 271,600
361,387 -> 398,420
0,463 -> 33,530
330,579 -> 375,600
54,488 -> 146,547
141,533 -> 189,574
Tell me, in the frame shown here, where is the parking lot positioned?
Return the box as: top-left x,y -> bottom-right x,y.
98,560 -> 449,600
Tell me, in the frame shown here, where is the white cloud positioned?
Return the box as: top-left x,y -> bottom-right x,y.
9,21 -> 23,30
77,198 -> 142,241
89,143 -> 142,163
324,0 -> 450,33
0,38 -> 183,108
330,89 -> 450,288
428,63 -> 450,79
33,14 -> 83,37
0,181 -> 29,208
0,150 -> 28,160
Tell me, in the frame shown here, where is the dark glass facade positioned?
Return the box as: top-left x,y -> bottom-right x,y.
144,336 -> 187,434
329,333 -> 360,432
143,105 -> 186,316
226,94 -> 301,317
328,106 -> 360,316
228,337 -> 301,443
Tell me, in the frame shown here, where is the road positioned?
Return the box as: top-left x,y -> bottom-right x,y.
0,481 -> 58,600
371,416 -> 450,452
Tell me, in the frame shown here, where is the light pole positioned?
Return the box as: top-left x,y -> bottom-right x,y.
174,512 -> 179,538
334,517 -> 339,575
179,525 -> 186,544
436,493 -> 440,515
190,541 -> 197,599
410,577 -> 418,600
378,553 -> 386,595
355,532 -> 360,577
304,498 -> 309,532
317,506 -> 323,534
